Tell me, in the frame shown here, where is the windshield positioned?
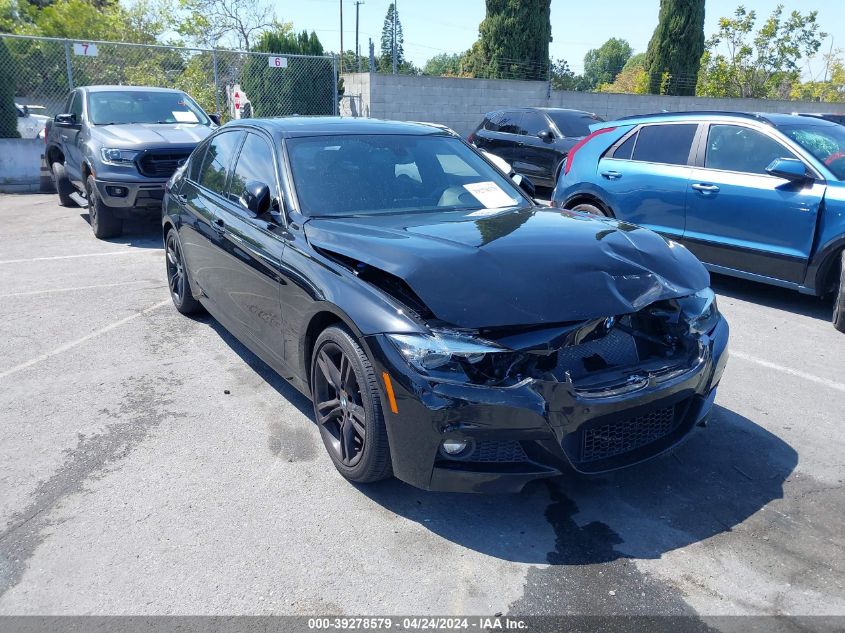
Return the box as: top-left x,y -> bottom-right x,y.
547,111 -> 603,138
88,91 -> 210,126
287,134 -> 529,217
780,123 -> 845,181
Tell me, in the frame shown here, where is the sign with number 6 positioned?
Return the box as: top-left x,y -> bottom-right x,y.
72,43 -> 98,57
268,56 -> 288,68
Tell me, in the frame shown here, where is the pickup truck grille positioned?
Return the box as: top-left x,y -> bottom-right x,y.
136,150 -> 192,178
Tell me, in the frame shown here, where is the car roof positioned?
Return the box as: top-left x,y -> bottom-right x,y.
80,85 -> 186,94
224,117 -> 447,138
484,107 -> 595,116
604,110 -> 843,129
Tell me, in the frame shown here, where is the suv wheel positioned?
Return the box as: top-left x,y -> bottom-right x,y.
86,175 -> 123,239
571,202 -> 609,217
833,250 -> 845,333
310,325 -> 393,484
52,161 -> 75,207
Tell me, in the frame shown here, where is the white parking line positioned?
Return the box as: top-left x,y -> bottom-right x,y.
0,280 -> 161,299
0,250 -> 160,265
732,350 -> 845,394
0,298 -> 171,380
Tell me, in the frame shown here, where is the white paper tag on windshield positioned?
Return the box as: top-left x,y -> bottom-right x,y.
173,110 -> 199,123
463,181 -> 517,209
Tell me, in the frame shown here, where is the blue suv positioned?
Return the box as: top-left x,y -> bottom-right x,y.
552,111 -> 845,331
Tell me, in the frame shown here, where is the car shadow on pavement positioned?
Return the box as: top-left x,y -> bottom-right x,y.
79,212 -> 164,249
710,272 -> 832,322
360,405 -> 797,566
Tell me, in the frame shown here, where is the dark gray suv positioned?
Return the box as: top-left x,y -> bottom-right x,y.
45,85 -> 217,238
468,107 -> 604,188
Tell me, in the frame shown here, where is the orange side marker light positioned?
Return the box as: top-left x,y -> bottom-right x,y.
382,372 -> 399,414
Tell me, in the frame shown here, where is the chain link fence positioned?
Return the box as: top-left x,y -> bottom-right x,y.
2,33 -> 338,129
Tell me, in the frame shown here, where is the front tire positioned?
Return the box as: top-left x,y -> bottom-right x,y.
52,161 -> 75,207
165,228 -> 202,315
832,250 -> 845,333
311,326 -> 392,483
86,175 -> 123,239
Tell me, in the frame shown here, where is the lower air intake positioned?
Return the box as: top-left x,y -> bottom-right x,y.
580,405 -> 676,463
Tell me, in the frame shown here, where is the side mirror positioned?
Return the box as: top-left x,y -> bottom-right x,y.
538,130 -> 554,142
209,113 -> 221,126
240,180 -> 271,215
511,173 -> 536,198
766,157 -> 810,182
54,113 -> 77,126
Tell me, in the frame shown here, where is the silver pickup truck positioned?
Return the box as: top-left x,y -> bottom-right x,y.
45,85 -> 218,238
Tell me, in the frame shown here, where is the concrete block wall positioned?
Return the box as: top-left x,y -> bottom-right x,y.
0,139 -> 52,193
341,72 -> 845,137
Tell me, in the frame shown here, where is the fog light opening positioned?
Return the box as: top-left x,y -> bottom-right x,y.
106,186 -> 129,197
440,438 -> 473,460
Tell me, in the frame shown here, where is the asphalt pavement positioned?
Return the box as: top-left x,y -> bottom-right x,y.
0,194 -> 843,627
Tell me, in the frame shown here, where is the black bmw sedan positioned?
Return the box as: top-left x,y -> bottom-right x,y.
162,117 -> 729,493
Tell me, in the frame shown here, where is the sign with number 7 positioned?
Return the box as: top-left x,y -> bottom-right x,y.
72,43 -> 98,57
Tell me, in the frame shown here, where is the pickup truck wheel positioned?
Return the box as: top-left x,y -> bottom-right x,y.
86,175 -> 123,239
833,250 -> 845,333
52,162 -> 75,207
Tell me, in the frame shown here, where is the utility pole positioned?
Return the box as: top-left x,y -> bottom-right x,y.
392,0 -> 398,74
355,0 -> 364,72
339,0 -> 344,73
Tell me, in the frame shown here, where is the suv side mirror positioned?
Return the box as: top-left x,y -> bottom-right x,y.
511,173 -> 536,198
538,130 -> 554,142
54,113 -> 77,126
240,180 -> 271,215
766,157 -> 810,182
209,113 -> 221,126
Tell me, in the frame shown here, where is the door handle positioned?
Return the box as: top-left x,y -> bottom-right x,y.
601,170 -> 622,180
692,183 -> 720,193
213,218 -> 226,233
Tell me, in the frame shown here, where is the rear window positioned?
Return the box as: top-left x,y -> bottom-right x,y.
548,111 -> 603,138
631,124 -> 697,165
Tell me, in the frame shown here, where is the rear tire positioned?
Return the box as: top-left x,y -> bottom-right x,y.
571,202 -> 609,217
86,175 -> 123,239
52,161 -> 75,207
310,325 -> 393,484
832,250 -> 845,333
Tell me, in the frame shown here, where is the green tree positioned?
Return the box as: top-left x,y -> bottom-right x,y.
462,0 -> 552,81
176,0 -> 275,50
697,5 -> 826,99
790,50 -> 845,103
644,0 -> 705,95
0,38 -> 20,138
241,28 -> 337,116
550,58 -> 580,91
582,38 -> 632,89
379,3 -> 404,73
599,55 -> 649,94
423,52 -> 464,77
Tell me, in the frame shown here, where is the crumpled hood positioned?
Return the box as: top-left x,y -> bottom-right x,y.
92,123 -> 212,148
305,207 -> 710,329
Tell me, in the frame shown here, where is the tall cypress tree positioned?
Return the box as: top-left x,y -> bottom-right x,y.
644,0 -> 705,95
0,39 -> 20,139
465,0 -> 552,81
379,3 -> 404,73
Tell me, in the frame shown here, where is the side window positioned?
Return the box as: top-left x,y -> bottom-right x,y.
69,92 -> 83,119
705,124 -> 799,175
227,133 -> 278,204
499,111 -> 523,135
520,111 -> 548,137
631,124 -> 697,165
198,131 -> 242,196
187,143 -> 208,182
484,113 -> 502,132
611,132 -> 638,160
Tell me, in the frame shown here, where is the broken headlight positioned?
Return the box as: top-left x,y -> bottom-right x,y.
386,330 -> 510,377
677,288 -> 720,335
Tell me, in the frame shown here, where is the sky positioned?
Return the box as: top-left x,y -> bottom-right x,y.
276,0 -> 844,78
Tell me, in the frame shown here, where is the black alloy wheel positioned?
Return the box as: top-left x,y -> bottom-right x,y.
311,326 -> 392,482
165,229 -> 201,314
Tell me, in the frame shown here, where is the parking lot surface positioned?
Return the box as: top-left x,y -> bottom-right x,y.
1,194 -> 844,624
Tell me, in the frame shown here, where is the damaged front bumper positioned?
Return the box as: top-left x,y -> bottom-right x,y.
365,316 -> 729,494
